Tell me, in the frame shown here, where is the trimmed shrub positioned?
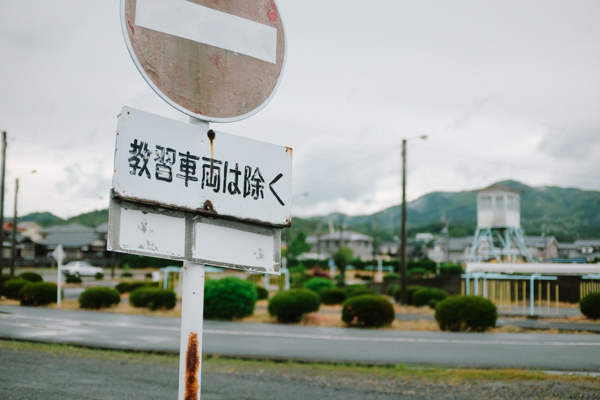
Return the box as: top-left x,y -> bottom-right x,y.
65,275 -> 82,284
145,273 -> 153,279
121,272 -> 134,278
407,267 -> 431,278
383,273 -> 400,282
342,295 -> 395,327
406,285 -> 425,305
115,281 -> 158,293
268,289 -> 320,323
94,272 -> 104,280
18,272 -> 43,283
342,285 -> 375,298
3,279 -> 28,300
130,288 -> 176,311
256,286 -> 269,300
580,292 -> 600,320
303,277 -> 335,293
320,288 -> 347,305
439,263 -> 464,275
79,287 -> 121,309
204,277 -> 258,320
412,287 -> 448,307
387,284 -> 400,299
435,295 -> 497,332
19,282 -> 58,306
408,259 -> 437,274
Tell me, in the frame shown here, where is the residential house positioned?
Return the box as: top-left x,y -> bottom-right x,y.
307,231 -> 374,261
39,223 -> 110,265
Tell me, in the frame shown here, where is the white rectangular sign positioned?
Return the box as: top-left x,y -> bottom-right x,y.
108,196 -> 281,274
113,107 -> 292,227
135,0 -> 278,64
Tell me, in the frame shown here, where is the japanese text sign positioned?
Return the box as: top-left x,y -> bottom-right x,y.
113,107 -> 292,227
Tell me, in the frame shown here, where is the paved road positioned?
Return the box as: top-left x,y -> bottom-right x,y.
1,305 -> 599,371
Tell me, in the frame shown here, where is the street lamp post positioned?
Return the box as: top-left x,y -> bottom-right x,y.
399,135 -> 427,305
10,170 -> 36,276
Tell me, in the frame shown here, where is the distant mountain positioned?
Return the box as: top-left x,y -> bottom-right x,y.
17,209 -> 108,229
287,180 -> 600,243
17,212 -> 65,228
16,180 -> 600,243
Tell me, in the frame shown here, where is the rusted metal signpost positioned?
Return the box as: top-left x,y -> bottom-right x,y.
111,1 -> 288,398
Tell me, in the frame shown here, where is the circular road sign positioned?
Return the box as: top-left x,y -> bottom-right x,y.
121,0 -> 286,122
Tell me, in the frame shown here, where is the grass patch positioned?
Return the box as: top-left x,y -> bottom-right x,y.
1,339 -> 598,386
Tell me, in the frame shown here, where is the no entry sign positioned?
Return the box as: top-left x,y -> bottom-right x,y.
121,0 -> 287,122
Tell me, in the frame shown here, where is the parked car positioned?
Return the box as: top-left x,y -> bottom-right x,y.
61,261 -> 103,277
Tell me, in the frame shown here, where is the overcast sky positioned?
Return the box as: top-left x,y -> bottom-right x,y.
1,0 -> 599,220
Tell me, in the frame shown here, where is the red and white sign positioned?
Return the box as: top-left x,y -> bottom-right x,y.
121,0 -> 286,122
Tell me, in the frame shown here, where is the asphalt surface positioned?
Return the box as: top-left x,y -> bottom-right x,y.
3,344 -> 599,400
1,305 -> 600,371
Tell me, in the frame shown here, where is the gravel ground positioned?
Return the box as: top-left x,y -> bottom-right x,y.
0,344 -> 598,400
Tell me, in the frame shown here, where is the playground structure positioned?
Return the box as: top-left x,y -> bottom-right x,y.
462,272 -> 559,315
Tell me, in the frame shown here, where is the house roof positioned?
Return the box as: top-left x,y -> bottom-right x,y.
319,231 -> 373,242
40,223 -> 95,235
95,223 -> 109,234
574,239 -> 600,247
524,236 -> 557,247
39,232 -> 105,249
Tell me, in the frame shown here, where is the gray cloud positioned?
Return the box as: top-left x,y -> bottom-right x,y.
538,123 -> 600,161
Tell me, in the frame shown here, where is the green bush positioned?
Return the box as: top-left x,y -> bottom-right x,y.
19,282 -> 59,306
303,277 -> 335,293
18,272 -> 43,283
435,295 -> 497,332
79,287 -> 121,309
94,272 -> 104,280
3,279 -> 28,300
407,267 -> 431,278
342,284 -> 375,298
408,259 -> 437,274
580,292 -> 600,319
383,273 -> 400,282
319,288 -> 347,305
130,287 -> 176,311
342,295 -> 395,327
439,263 -> 464,275
65,275 -> 82,284
0,274 -> 12,296
268,289 -> 320,323
115,281 -> 158,293
256,286 -> 269,300
388,285 -> 425,304
204,277 -> 258,320
121,272 -> 134,278
412,287 -> 448,307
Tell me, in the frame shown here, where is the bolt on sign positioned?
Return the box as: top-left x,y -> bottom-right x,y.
114,1 -> 288,399
121,0 -> 286,122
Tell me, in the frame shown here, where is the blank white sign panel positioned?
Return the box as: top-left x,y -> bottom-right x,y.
120,208 -> 186,257
193,222 -> 274,270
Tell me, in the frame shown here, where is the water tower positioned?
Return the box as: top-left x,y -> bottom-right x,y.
468,185 -> 533,263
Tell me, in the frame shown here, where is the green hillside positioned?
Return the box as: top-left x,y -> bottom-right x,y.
286,180 -> 600,243
16,180 -> 600,243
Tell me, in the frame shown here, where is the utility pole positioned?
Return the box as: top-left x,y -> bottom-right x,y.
10,178 -> 18,276
10,170 -> 35,276
400,139 -> 408,305
316,220 -> 322,259
372,213 -> 378,262
442,214 -> 450,263
0,132 -> 6,283
399,135 -> 427,305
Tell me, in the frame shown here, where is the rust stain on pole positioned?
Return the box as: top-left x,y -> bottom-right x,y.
185,332 -> 199,400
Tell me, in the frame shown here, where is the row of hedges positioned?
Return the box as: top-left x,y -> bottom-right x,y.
288,258 -> 445,273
